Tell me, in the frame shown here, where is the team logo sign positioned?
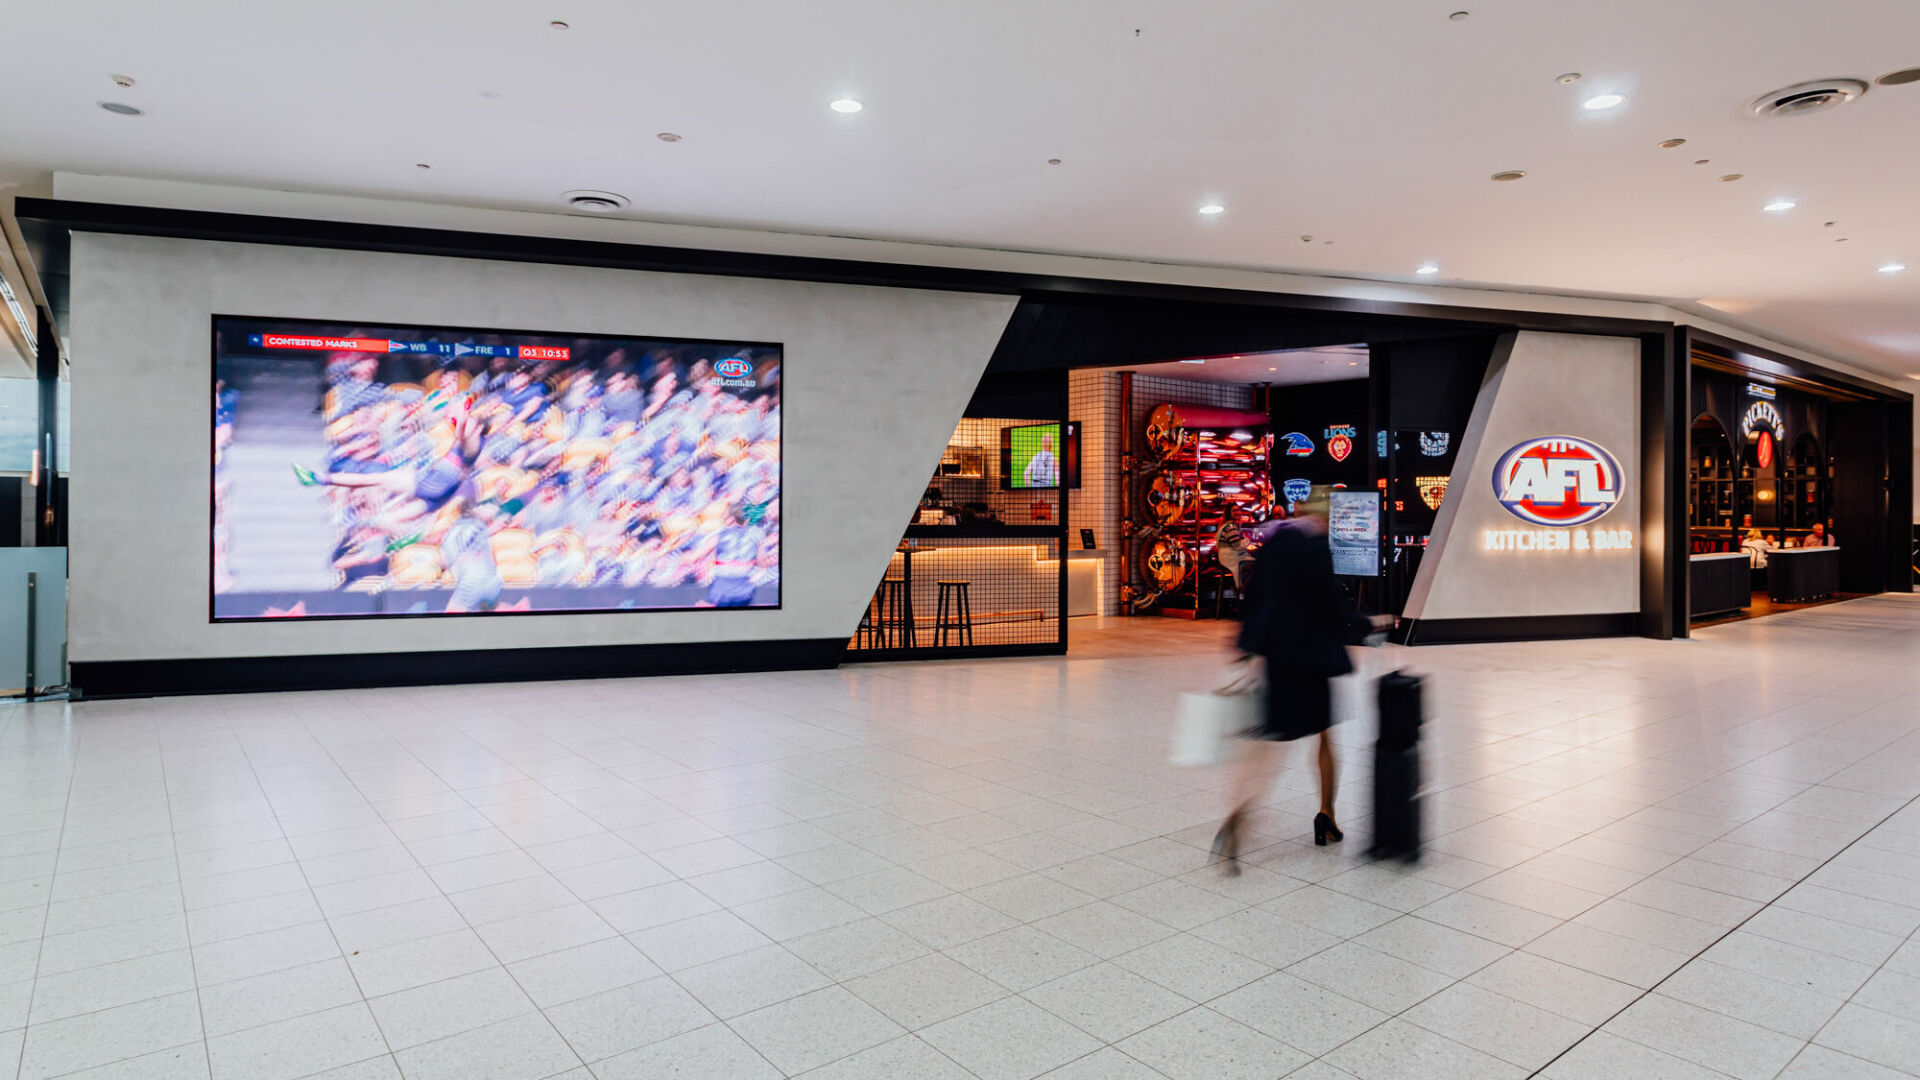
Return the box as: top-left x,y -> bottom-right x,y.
714,357 -> 754,379
1325,424 -> 1356,462
1376,431 -> 1389,458
1491,436 -> 1623,527
1419,431 -> 1450,456
1279,432 -> 1315,457
1282,478 -> 1313,506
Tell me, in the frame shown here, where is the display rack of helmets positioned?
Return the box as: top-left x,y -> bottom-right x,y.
1127,403 -> 1275,614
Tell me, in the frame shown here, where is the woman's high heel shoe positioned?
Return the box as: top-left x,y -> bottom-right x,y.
1211,812 -> 1243,876
1313,812 -> 1343,847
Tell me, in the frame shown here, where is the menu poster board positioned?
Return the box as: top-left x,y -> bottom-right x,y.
1329,491 -> 1381,577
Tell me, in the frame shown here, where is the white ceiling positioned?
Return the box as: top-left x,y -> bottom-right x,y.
3,1 -> 1919,378
1128,346 -> 1370,386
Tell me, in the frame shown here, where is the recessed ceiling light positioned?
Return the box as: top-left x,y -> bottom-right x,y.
1416,264 -> 1440,275
1557,72 -> 1582,85
657,132 -> 682,142
1179,359 -> 1206,365
1879,262 -> 1908,273
1268,367 -> 1278,372
829,98 -> 864,113
1694,159 -> 1710,165
1718,173 -> 1744,182
1490,170 -> 1526,182
1448,11 -> 1470,21
1047,158 -> 1062,165
414,163 -> 431,170
1582,93 -> 1626,110
1658,138 -> 1687,149
1878,67 -> 1920,86
1348,361 -> 1360,366
98,101 -> 142,116
1763,199 -> 1797,212
549,20 -> 569,30
1197,203 -> 1225,215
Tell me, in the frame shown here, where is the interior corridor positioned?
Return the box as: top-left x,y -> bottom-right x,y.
2,597 -> 1918,1080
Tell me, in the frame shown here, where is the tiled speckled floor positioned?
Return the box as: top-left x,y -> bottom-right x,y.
2,595 -> 1917,1079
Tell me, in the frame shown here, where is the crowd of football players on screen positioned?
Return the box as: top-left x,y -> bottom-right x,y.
217,339 -> 780,612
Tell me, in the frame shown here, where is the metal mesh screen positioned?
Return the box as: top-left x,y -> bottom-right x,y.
846,414 -> 1068,659
847,533 -> 1064,654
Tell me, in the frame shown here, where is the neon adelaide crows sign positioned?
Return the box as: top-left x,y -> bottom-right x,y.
1485,436 -> 1632,552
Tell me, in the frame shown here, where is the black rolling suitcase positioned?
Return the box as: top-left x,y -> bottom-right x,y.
1370,670 -> 1423,860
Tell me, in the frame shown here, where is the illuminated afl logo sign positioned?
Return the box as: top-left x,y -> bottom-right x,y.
1491,436 -> 1624,527
714,358 -> 754,379
1740,401 -> 1784,440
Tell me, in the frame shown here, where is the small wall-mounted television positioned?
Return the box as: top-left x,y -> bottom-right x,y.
1000,421 -> 1080,490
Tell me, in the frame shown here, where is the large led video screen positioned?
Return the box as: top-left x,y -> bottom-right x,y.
212,316 -> 780,621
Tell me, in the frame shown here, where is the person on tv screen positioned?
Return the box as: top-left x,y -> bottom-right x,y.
702,506 -> 767,608
1023,431 -> 1059,488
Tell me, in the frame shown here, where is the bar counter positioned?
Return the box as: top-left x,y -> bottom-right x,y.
1766,546 -> 1840,603
1689,552 -> 1751,618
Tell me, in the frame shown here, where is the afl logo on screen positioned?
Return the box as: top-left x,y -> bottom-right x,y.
714,358 -> 754,379
1491,436 -> 1623,527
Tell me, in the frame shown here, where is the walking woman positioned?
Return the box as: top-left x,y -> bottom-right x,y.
1213,488 -> 1378,873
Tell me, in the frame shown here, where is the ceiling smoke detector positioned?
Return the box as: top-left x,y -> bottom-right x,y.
1750,78 -> 1868,118
562,190 -> 628,213
1875,67 -> 1920,86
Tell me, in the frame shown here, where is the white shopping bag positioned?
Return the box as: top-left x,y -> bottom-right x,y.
1171,692 -> 1252,766
1171,659 -> 1262,767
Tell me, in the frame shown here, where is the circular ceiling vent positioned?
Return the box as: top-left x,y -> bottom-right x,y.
561,190 -> 629,213
1750,78 -> 1868,118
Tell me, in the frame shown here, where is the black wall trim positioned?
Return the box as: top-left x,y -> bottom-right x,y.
1688,328 -> 1914,405
72,638 -> 848,699
840,642 -> 1067,664
1400,613 -> 1638,646
17,197 -> 1673,339
1644,327 -> 1686,639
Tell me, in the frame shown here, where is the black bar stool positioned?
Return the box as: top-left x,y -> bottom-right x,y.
877,578 -> 914,648
934,580 -> 974,647
855,591 -> 881,649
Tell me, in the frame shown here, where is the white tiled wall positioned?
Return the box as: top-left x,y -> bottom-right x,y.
1068,370 -> 1119,615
